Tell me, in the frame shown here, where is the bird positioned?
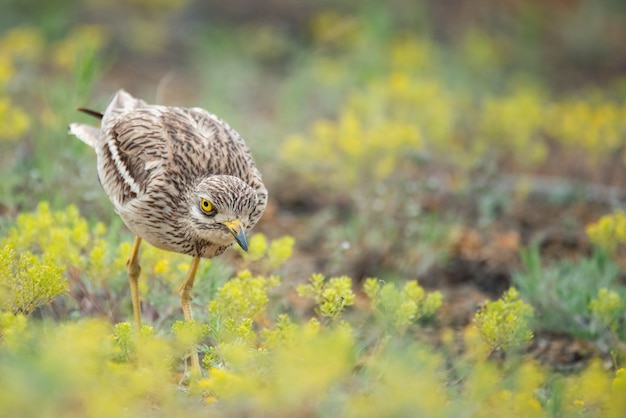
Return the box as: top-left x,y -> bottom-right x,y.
69,89 -> 268,372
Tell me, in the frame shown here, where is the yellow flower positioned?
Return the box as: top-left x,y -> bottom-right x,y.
586,212 -> 626,254
0,97 -> 29,141
564,360 -> 611,415
608,367 -> 626,417
0,26 -> 44,61
389,72 -> 409,92
153,259 -> 169,275
390,36 -> 432,71
0,54 -> 15,87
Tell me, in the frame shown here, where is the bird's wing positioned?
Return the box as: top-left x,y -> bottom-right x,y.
100,104 -> 229,204
100,107 -> 170,204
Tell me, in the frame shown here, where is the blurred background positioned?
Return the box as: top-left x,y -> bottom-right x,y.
2,0 -> 626,367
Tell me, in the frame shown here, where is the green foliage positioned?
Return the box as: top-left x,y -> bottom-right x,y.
587,287 -> 626,367
0,23 -> 104,209
111,321 -> 155,363
297,273 -> 355,321
363,278 -> 442,333
172,320 -> 210,355
589,288 -> 626,337
0,245 -> 66,314
0,312 -> 27,350
474,287 -> 534,352
514,245 -> 624,338
207,270 -> 281,359
261,314 -> 320,350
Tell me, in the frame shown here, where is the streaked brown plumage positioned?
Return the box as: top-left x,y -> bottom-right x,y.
69,89 -> 267,373
71,90 -> 267,258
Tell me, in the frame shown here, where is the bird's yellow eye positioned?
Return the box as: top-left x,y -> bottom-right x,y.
200,198 -> 214,213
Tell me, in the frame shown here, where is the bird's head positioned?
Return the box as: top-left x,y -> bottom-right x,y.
187,175 -> 258,251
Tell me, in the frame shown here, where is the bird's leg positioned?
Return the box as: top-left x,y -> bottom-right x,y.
126,236 -> 143,329
180,256 -> 200,323
179,256 -> 201,374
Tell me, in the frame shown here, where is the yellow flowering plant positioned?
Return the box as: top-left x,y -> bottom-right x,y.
474,287 -> 534,353
0,197 -> 625,416
587,212 -> 626,255
297,273 -> 355,322
363,278 -> 442,333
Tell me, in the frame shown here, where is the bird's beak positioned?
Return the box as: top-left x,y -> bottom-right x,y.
221,219 -> 248,252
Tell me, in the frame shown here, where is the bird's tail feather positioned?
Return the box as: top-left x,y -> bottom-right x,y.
76,107 -> 104,119
70,89 -> 145,148
69,123 -> 100,148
